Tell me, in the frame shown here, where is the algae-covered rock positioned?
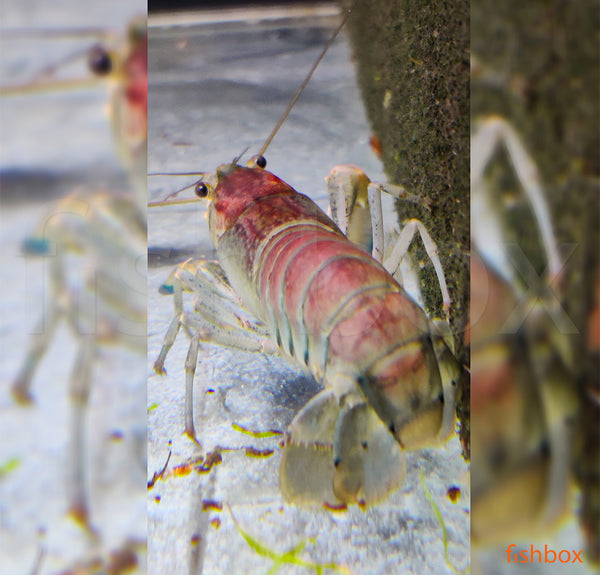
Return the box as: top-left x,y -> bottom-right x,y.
342,0 -> 470,457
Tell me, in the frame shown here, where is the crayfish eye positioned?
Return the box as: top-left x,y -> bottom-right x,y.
88,45 -> 112,76
248,154 -> 267,169
195,182 -> 209,198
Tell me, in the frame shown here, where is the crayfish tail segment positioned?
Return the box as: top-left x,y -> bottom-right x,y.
280,389 -> 340,505
357,338 -> 448,450
433,338 -> 461,445
333,402 -> 406,505
286,389 -> 338,445
280,390 -> 405,507
471,456 -> 554,545
332,401 -> 369,501
280,443 -> 339,506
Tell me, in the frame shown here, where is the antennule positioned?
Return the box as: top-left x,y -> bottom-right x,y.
156,175 -> 210,203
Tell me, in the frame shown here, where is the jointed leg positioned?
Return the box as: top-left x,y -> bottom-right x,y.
177,309 -> 278,444
325,165 -> 449,319
326,165 -> 424,257
67,335 -> 95,528
368,182 -> 450,319
184,331 -> 202,441
155,258 -> 277,444
383,218 -> 451,319
12,252 -> 68,402
472,116 -> 562,283
12,303 -> 64,403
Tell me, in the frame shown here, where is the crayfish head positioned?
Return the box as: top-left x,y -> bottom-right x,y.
209,159 -> 297,238
211,152 -> 266,186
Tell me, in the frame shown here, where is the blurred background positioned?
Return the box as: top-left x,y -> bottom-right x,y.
471,0 -> 599,573
0,1 -> 147,573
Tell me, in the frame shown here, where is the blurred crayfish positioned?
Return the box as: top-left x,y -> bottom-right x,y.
2,10 -> 147,541
470,111 -> 598,568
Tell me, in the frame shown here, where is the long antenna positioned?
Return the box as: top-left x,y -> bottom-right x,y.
150,3 -> 356,207
256,3 -> 355,158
